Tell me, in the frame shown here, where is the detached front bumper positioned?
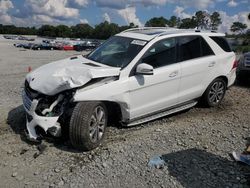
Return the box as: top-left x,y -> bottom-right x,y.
22,91 -> 61,141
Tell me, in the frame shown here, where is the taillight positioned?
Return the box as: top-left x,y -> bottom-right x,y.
232,60 -> 238,70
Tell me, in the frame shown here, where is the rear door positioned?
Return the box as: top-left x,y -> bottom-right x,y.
128,37 -> 181,119
178,35 -> 216,103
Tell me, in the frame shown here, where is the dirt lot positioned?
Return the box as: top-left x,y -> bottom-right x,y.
0,36 -> 249,188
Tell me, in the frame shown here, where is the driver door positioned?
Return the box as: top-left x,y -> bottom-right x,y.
128,37 -> 181,119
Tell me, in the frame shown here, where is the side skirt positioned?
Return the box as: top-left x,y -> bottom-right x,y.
126,100 -> 198,127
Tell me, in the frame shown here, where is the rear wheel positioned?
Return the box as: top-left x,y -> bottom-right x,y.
202,78 -> 226,107
69,102 -> 107,151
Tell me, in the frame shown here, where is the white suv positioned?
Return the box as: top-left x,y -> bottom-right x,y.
22,28 -> 237,150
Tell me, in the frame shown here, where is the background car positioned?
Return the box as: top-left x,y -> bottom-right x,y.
31,43 -> 58,50
237,52 -> 250,82
13,43 -> 24,48
63,44 -> 74,51
23,43 -> 35,49
74,41 -> 101,51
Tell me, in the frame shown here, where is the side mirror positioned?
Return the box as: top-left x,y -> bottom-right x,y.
136,63 -> 154,75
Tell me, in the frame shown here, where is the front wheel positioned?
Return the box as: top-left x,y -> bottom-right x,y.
201,78 -> 226,107
69,102 -> 107,151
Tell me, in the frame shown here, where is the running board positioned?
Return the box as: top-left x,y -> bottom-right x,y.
127,101 -> 197,126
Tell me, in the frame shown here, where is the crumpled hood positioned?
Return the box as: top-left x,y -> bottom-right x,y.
26,55 -> 120,95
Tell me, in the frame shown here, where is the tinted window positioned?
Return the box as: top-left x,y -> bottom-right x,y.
178,36 -> 201,61
201,37 -> 214,56
210,36 -> 232,52
141,38 -> 177,68
178,36 -> 214,61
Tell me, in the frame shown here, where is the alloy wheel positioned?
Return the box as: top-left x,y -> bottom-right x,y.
89,106 -> 106,143
208,81 -> 225,105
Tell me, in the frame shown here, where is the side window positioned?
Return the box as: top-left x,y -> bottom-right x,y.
209,36 -> 232,52
200,37 -> 215,56
178,36 -> 201,61
141,38 -> 177,68
178,36 -> 214,62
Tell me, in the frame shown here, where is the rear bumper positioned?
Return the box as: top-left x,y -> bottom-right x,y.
227,68 -> 236,88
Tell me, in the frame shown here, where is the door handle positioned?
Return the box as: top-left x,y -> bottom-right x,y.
208,62 -> 216,67
169,71 -> 178,78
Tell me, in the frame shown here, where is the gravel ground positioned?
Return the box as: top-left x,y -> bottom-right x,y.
0,36 -> 249,188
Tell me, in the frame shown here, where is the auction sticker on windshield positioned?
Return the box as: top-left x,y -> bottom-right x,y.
131,40 -> 147,46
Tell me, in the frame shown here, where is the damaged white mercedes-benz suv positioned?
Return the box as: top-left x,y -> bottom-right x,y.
22,28 -> 237,151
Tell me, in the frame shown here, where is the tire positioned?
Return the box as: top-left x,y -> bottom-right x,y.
69,102 -> 108,151
201,78 -> 226,107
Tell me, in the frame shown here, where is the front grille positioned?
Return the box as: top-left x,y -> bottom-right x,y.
22,90 -> 32,111
23,80 -> 40,111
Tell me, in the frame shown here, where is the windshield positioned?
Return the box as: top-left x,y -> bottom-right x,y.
87,36 -> 146,68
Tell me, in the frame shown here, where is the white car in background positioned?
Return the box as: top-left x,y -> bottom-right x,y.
22,27 -> 237,151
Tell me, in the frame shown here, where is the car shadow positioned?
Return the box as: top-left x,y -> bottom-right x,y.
161,148 -> 250,188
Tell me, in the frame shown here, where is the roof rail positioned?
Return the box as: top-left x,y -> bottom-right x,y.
122,27 -> 217,34
121,27 -> 220,40
195,29 -> 217,33
155,28 -> 180,38
155,29 -> 219,39
121,27 -> 169,33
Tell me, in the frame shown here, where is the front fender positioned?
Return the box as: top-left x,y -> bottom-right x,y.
73,79 -> 130,122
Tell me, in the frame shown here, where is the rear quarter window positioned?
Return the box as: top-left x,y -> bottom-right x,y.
210,37 -> 232,52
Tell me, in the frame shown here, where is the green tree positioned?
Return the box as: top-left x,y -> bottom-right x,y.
230,22 -> 247,34
168,16 -> 179,27
210,11 -> 222,30
71,24 -> 93,38
1,25 -> 16,34
119,23 -> 137,32
145,17 -> 168,27
93,21 -> 120,39
37,25 -> 57,37
129,22 -> 136,28
179,17 -> 197,29
29,27 -> 38,35
0,24 -> 3,34
242,29 -> 250,45
195,11 -> 209,29
55,25 -> 71,38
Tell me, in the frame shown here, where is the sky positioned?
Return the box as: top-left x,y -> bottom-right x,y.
0,0 -> 249,33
